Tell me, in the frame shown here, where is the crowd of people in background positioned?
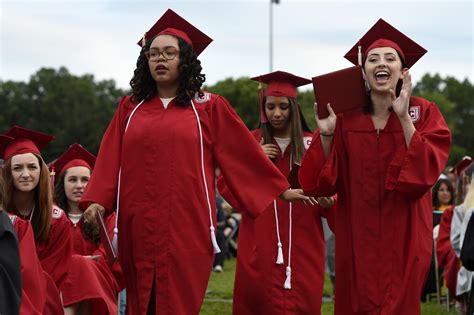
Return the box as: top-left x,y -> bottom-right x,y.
0,7 -> 471,315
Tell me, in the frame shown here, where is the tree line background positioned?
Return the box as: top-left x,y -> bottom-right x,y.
1,67 -> 472,166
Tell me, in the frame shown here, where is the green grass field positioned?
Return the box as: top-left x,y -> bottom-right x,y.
200,258 -> 459,315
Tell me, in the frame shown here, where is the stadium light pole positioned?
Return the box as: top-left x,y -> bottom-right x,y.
270,0 -> 280,72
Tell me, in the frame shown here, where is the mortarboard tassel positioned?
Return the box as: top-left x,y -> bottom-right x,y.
357,42 -> 362,66
50,167 -> 55,192
258,81 -> 268,124
284,266 -> 292,289
141,32 -> 147,47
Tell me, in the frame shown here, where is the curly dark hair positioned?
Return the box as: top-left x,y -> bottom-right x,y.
130,36 -> 205,105
53,171 -> 100,244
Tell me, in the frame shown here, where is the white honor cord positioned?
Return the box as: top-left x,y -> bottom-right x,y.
112,99 -> 146,252
274,200 -> 284,265
190,100 -> 221,254
284,201 -> 293,290
284,153 -> 294,289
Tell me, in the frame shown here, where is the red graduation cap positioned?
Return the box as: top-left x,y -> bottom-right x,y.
1,126 -> 55,161
250,71 -> 311,123
312,65 -> 370,119
449,156 -> 472,176
344,18 -> 427,68
50,143 -> 96,178
137,8 -> 213,56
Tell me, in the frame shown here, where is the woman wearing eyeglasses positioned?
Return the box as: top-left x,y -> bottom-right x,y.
81,9 -> 311,315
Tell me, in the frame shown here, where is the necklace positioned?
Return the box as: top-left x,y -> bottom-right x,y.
28,205 -> 35,221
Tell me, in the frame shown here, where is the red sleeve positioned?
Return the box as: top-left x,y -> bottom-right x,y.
37,213 -> 72,290
299,127 -> 340,197
16,219 -> 47,315
79,96 -> 132,213
436,206 -> 455,268
211,96 -> 289,219
217,129 -> 263,212
385,98 -> 451,198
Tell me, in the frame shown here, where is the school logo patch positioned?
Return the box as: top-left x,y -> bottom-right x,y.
52,206 -> 64,219
409,106 -> 421,123
303,136 -> 312,150
194,92 -> 211,104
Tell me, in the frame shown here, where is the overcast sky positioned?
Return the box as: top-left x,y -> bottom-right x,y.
1,0 -> 472,91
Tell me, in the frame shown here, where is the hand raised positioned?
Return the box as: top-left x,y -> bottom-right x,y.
390,69 -> 412,119
314,102 -> 336,135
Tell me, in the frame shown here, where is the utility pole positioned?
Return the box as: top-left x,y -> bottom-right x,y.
270,0 -> 280,72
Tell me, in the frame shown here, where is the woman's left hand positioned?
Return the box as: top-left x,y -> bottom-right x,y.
280,189 -> 317,206
391,69 -> 412,119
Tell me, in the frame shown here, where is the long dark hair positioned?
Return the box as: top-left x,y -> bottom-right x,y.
2,154 -> 52,241
261,97 -> 311,164
363,51 -> 407,114
53,170 -> 99,244
432,178 -> 455,209
130,36 -> 205,105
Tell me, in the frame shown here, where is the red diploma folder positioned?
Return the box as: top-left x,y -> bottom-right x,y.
96,211 -> 117,265
312,65 -> 369,119
287,164 -> 301,189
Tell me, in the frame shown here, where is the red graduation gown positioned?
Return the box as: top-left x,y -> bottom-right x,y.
225,130 -> 329,315
9,214 -> 63,315
436,205 -> 459,297
35,206 -> 73,291
80,93 -> 288,314
62,213 -> 123,314
299,97 -> 451,315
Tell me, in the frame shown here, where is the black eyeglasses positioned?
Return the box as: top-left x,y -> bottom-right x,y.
144,48 -> 179,61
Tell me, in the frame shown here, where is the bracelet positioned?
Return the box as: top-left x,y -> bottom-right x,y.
320,133 -> 334,137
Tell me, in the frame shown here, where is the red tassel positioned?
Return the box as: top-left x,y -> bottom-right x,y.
258,81 -> 268,124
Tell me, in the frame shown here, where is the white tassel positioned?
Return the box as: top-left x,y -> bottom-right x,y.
284,266 -> 292,290
112,227 -> 119,254
141,32 -> 147,47
276,242 -> 284,265
210,226 -> 221,254
357,44 -> 362,66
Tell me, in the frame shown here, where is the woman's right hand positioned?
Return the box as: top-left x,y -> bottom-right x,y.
259,138 -> 279,159
314,102 -> 337,135
83,203 -> 106,227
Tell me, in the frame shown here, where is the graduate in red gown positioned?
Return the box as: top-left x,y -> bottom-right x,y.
7,213 -> 48,315
80,9 -> 310,315
437,159 -> 472,304
219,71 -> 333,314
0,126 -> 72,310
51,143 -> 123,315
299,19 -> 451,314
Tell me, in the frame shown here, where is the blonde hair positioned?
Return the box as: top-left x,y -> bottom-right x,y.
463,178 -> 474,212
1,154 -> 52,240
